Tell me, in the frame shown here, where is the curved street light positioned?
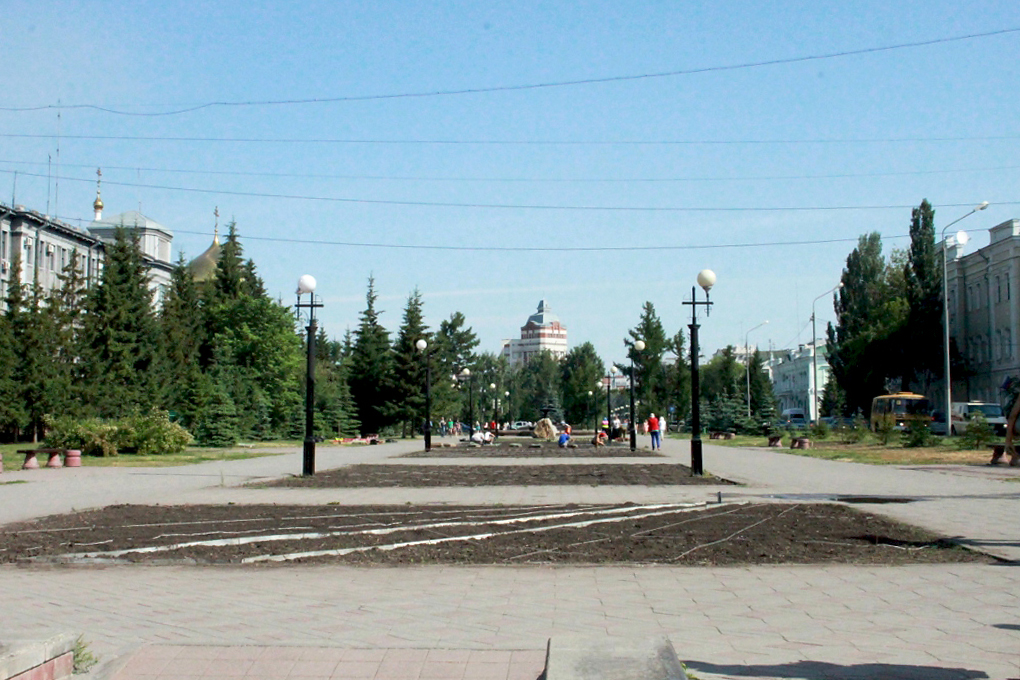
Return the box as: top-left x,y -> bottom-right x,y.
744,321 -> 768,418
943,201 -> 988,433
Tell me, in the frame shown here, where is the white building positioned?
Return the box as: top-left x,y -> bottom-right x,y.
769,344 -> 832,422
0,187 -> 176,309
947,218 -> 1020,403
502,300 -> 568,366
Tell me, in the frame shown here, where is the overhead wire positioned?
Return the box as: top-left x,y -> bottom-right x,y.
4,169 -> 1012,213
1,27 -> 1016,116
0,157 -> 1017,184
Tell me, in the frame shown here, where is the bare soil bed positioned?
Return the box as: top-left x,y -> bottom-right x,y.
0,502 -> 987,567
259,463 -> 727,487
401,439 -> 662,458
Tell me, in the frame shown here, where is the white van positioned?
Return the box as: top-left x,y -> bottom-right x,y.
950,402 -> 1007,436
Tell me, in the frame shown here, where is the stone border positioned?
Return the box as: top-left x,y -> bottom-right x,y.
0,633 -> 76,680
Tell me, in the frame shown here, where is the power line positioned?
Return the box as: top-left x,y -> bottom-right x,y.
1,27 -> 1016,116
0,158 -> 1016,184
164,227 -> 913,253
6,169 -> 1013,213
2,132 -> 1019,145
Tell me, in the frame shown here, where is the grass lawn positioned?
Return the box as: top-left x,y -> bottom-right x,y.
665,432 -> 1002,466
0,442 -> 295,469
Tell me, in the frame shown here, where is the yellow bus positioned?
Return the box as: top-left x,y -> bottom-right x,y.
870,392 -> 933,432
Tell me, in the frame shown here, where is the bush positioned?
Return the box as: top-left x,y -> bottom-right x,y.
958,412 -> 994,450
810,420 -> 830,440
874,418 -> 895,445
44,415 -> 120,457
44,411 -> 193,456
902,423 -> 939,448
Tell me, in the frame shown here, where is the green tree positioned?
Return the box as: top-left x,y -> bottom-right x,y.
158,256 -> 206,428
826,233 -> 909,415
348,276 -> 395,435
746,349 -> 775,418
903,199 -> 943,391
701,346 -> 742,403
518,350 -> 563,422
0,311 -> 20,438
625,302 -> 669,419
560,342 -> 605,427
48,249 -> 90,417
79,226 -> 160,417
663,330 -> 690,427
390,289 -> 429,436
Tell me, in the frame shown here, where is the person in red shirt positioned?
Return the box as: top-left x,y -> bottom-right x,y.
647,413 -> 661,450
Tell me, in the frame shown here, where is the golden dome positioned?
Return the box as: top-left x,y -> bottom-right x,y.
189,231 -> 221,282
93,194 -> 104,211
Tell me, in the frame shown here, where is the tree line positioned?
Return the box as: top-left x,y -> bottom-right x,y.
0,223 -> 779,445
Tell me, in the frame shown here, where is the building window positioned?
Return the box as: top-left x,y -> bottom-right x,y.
1006,329 -> 1013,360
996,276 -> 1002,303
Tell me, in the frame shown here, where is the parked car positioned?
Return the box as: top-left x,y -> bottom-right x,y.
950,402 -> 1008,436
780,408 -> 808,429
511,421 -> 533,431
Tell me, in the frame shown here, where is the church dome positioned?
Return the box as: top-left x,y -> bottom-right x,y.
189,231 -> 221,282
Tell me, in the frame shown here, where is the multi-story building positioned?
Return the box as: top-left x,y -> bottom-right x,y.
947,218 -> 1020,403
769,343 -> 832,422
0,192 -> 175,308
501,300 -> 568,366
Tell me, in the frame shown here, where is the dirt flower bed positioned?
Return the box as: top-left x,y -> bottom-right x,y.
401,440 -> 662,458
258,463 -> 727,488
0,502 -> 987,567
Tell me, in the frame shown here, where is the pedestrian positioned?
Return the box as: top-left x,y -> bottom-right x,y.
647,412 -> 661,450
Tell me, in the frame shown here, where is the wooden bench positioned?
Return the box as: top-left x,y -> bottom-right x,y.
16,448 -> 81,469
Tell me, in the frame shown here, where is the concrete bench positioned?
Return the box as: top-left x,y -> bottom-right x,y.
16,449 -> 81,470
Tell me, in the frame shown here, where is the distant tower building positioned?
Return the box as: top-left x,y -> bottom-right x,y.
502,299 -> 568,365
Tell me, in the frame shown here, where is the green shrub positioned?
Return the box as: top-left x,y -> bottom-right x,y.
902,423 -> 939,448
958,412 -> 994,450
44,415 -> 120,457
810,420 -> 830,440
44,411 -> 193,456
874,418 -> 895,445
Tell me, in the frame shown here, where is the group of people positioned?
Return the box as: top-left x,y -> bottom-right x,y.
597,414 -> 669,449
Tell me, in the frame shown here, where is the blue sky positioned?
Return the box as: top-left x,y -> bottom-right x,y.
2,1 -> 1018,367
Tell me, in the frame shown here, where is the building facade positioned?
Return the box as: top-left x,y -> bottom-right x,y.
502,300 -> 568,366
769,343 -> 831,422
0,198 -> 175,309
947,219 -> 1020,404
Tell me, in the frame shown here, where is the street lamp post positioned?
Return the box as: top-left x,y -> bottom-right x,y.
629,340 -> 646,451
744,321 -> 768,418
942,201 -> 988,434
504,391 -> 510,427
588,390 -> 595,429
460,368 -> 474,438
295,275 -> 323,476
683,269 -> 716,476
608,365 -> 619,440
811,284 -> 842,423
489,382 -> 497,428
415,339 -> 431,451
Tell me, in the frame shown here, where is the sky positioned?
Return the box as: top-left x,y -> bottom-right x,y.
2,1 -> 1018,369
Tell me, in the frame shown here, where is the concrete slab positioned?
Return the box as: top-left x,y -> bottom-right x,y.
545,636 -> 687,680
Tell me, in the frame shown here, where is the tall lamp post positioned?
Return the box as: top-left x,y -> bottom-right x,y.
629,340 -> 646,451
744,321 -> 768,418
504,391 -> 510,427
415,339 -> 431,451
295,275 -> 323,476
942,201 -> 989,433
588,390 -> 595,429
460,368 -> 474,438
811,283 -> 842,423
683,269 -> 716,476
607,365 -> 619,440
489,382 -> 497,427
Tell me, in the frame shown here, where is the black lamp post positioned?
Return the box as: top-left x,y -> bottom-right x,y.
416,338 -> 431,451
295,274 -> 323,476
588,390 -> 595,430
683,269 -> 715,476
504,391 -> 510,427
489,382 -> 497,428
607,365 -> 619,441
460,368 -> 474,438
629,340 -> 646,451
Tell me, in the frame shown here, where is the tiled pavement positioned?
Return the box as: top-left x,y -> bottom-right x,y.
2,436 -> 1020,679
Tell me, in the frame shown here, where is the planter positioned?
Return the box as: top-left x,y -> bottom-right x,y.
64,450 -> 82,467
767,435 -> 783,447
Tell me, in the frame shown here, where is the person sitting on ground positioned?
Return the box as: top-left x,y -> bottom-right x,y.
558,431 -> 571,448
592,430 -> 608,447
471,429 -> 495,445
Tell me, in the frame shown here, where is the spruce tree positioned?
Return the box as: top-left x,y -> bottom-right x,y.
80,225 -> 160,416
348,276 -> 395,435
48,249 -> 90,416
560,342 -> 605,426
390,289 -> 429,435
0,312 -> 20,438
1,254 -> 28,437
625,302 -> 668,417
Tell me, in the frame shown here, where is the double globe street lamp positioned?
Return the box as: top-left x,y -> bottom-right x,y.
295,275 -> 323,476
